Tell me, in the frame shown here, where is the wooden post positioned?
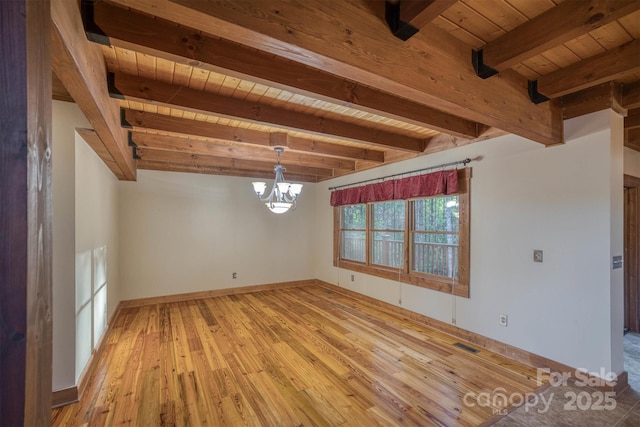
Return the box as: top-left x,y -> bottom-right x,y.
0,0 -> 52,425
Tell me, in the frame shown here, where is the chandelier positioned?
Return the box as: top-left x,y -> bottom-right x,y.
252,147 -> 303,214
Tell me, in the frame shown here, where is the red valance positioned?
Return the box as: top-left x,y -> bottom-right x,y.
330,169 -> 458,207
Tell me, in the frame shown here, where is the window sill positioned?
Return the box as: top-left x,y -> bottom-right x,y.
335,259 -> 469,298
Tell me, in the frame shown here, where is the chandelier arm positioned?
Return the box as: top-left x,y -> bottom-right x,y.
257,185 -> 278,203
281,191 -> 295,203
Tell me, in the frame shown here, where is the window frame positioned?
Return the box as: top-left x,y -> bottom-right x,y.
333,168 -> 470,297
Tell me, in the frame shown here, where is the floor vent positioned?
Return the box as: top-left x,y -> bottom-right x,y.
453,342 -> 479,353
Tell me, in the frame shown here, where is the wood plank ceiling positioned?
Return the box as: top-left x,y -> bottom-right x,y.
52,0 -> 640,182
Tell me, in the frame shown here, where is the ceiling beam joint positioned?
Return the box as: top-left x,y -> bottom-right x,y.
471,49 -> 498,80
80,0 -> 110,45
384,0 -> 457,41
384,1 -> 419,41
528,80 -> 550,104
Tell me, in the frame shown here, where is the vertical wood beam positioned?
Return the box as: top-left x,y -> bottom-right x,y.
624,175 -> 640,333
0,0 -> 52,425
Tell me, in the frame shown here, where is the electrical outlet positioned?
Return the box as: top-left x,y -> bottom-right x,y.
499,314 -> 508,327
232,272 -> 237,279
351,274 -> 355,282
533,249 -> 543,263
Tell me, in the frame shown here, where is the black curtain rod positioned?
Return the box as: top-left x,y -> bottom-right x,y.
328,158 -> 471,191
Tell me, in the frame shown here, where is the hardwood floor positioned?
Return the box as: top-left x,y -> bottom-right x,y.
51,284 -> 546,426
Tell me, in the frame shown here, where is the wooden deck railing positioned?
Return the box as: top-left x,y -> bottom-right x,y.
412,242 -> 458,278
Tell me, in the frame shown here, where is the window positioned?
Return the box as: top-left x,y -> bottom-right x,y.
340,204 -> 366,262
411,196 -> 459,279
334,169 -> 470,297
371,201 -> 405,268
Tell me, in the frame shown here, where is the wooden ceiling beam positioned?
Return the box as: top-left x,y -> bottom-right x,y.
535,40 -> 640,99
52,71 -> 73,103
86,0 -> 479,139
477,0 -> 640,73
136,148 -> 335,178
137,160 -> 319,182
123,109 -> 270,146
122,109 -> 386,162
423,127 -> 507,155
76,128 -> 125,177
623,81 -> 640,110
51,0 -> 135,180
385,0 -> 458,40
130,132 -> 356,171
110,73 -> 426,152
283,136 -> 385,163
109,0 -> 562,146
561,82 -> 625,120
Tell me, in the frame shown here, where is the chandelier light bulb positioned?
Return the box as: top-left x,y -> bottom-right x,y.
289,183 -> 303,195
252,181 -> 267,196
277,182 -> 291,194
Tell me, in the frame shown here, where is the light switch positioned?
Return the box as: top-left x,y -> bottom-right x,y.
613,256 -> 623,269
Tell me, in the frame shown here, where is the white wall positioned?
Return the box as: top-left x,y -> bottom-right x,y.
74,132 -> 120,382
118,170 -> 316,300
625,147 -> 640,178
315,110 -> 624,377
52,101 -> 81,390
51,101 -> 121,390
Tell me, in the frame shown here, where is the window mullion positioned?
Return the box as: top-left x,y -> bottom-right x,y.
405,200 -> 411,274
335,207 -> 340,266
366,203 -> 371,266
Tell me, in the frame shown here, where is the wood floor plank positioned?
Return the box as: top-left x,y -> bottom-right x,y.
52,284 -> 547,426
222,361 -> 276,425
